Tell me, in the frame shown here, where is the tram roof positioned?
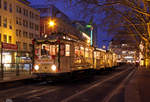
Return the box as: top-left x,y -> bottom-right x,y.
35,32 -> 87,44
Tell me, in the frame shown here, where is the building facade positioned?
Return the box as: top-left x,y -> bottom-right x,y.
109,42 -> 139,63
0,0 -> 40,79
32,4 -> 80,38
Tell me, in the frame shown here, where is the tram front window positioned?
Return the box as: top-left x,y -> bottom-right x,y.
41,46 -> 48,55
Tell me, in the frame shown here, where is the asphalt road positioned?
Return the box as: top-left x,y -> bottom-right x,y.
0,64 -> 136,102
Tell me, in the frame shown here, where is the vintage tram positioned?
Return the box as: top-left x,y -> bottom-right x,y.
32,33 -> 118,80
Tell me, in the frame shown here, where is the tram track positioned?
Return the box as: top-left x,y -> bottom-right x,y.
61,67 -> 135,102
0,65 -> 134,102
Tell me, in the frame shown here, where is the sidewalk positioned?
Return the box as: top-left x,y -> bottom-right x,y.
125,67 -> 150,102
0,74 -> 35,84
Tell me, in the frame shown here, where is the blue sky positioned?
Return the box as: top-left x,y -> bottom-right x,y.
28,0 -> 111,48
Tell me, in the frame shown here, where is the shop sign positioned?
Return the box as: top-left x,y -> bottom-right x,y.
2,43 -> 17,50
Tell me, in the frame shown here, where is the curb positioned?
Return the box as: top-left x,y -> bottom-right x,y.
0,76 -> 35,90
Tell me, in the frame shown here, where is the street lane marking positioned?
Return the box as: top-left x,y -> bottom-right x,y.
102,68 -> 136,102
61,68 -> 133,102
27,88 -> 59,99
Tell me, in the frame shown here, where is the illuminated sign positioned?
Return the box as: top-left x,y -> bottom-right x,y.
2,43 -> 18,50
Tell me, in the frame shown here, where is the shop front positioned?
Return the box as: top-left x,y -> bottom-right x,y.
0,42 -> 32,80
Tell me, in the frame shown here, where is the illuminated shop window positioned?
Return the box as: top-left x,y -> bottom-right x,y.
65,44 -> 70,56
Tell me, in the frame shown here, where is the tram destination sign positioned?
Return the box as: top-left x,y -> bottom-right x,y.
2,43 -> 18,50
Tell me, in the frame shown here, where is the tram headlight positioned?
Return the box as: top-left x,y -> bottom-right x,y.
51,65 -> 56,71
34,65 -> 39,70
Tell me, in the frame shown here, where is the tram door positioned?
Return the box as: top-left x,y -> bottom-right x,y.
59,43 -> 71,72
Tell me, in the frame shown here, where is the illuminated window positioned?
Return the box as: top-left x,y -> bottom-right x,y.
85,48 -> 89,58
75,46 -> 79,56
4,1 -> 7,10
50,45 -> 56,55
65,44 -> 70,56
94,52 -> 97,59
122,51 -> 126,54
96,52 -> 100,59
80,46 -> 84,56
3,35 -> 7,43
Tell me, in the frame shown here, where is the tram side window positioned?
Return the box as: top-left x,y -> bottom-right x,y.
96,52 -> 100,59
85,48 -> 89,58
80,46 -> 84,57
75,46 -> 79,57
50,45 -> 56,55
65,44 -> 70,56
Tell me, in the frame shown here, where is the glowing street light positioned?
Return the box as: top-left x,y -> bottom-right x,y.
48,20 -> 55,27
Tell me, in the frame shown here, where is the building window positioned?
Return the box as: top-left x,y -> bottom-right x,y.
19,18 -> 21,25
0,16 -> 1,26
23,31 -> 26,37
3,17 -> 7,28
4,1 -> 7,10
19,30 -> 21,37
29,44 -> 32,51
16,42 -> 21,50
23,43 -> 27,51
3,35 -> 7,43
9,19 -> 12,29
9,36 -> 11,43
16,29 -> 18,36
16,6 -> 21,13
9,4 -> 12,12
16,17 -> 18,24
0,0 -> 1,8
23,9 -> 25,16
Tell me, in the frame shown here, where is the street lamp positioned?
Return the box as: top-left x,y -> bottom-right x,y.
48,20 -> 55,27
